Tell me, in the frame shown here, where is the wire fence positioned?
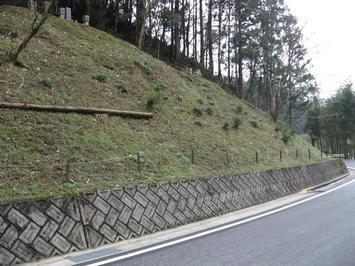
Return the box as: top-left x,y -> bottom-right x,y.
0,146 -> 327,186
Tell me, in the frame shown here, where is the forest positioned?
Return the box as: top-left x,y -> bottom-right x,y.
306,82 -> 355,158
1,0 -> 318,128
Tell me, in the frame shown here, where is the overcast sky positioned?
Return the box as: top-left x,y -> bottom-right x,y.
286,0 -> 355,99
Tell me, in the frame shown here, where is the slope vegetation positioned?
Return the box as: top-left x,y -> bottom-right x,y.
0,6 -> 323,200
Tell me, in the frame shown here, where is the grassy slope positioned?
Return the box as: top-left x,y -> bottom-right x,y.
0,6 -> 324,200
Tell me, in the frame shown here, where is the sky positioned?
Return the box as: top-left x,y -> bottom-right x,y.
286,0 -> 355,98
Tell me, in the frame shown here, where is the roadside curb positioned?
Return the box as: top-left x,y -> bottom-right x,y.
68,174 -> 355,266
304,170 -> 352,192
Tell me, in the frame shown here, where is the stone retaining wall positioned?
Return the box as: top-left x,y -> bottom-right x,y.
0,160 -> 348,264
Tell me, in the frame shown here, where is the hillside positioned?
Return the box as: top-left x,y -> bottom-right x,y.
0,6 -> 324,200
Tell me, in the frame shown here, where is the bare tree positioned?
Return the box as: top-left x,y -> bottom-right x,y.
137,0 -> 158,49
6,0 -> 57,66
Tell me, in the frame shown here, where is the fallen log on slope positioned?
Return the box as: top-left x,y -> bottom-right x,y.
0,102 -> 154,119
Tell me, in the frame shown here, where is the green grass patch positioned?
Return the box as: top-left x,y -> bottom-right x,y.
0,6 -> 325,200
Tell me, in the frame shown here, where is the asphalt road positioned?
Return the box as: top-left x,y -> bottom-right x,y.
103,162 -> 355,266
344,159 -> 355,169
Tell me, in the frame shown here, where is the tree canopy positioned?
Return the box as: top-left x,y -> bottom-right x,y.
2,0 -> 318,127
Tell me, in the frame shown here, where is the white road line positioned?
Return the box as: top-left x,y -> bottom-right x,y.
86,177 -> 355,266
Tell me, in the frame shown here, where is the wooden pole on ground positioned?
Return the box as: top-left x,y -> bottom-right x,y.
64,161 -> 70,183
191,149 -> 195,164
226,151 -> 230,164
137,152 -> 142,173
0,101 -> 153,119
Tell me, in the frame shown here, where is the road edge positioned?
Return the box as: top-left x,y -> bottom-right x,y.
78,171 -> 355,266
304,171 -> 351,191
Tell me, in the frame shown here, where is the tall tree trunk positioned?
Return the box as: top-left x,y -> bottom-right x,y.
122,0 -> 129,25
236,0 -> 244,99
199,0 -> 204,65
174,0 -> 180,62
137,0 -> 157,49
129,0 -> 133,24
193,0 -> 197,59
238,53 -> 243,98
185,1 -> 192,58
227,3 -> 231,85
257,76 -> 262,107
170,0 -> 175,60
148,7 -> 152,38
136,0 -> 143,44
205,48 -> 208,67
288,100 -> 292,127
217,1 -> 222,80
234,40 -> 238,90
207,0 -> 213,74
137,0 -> 147,49
158,24 -> 166,59
248,63 -> 256,102
85,0 -> 90,16
181,0 -> 186,56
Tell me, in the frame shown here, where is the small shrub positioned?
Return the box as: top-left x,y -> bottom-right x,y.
135,174 -> 156,186
275,122 -> 283,132
281,128 -> 295,144
178,153 -> 190,164
154,83 -> 166,92
250,121 -> 260,128
222,121 -> 229,131
11,186 -> 27,197
234,105 -> 243,113
0,28 -> 18,39
63,182 -> 79,190
147,179 -> 157,187
192,108 -> 203,116
197,98 -> 204,104
146,84 -> 166,110
41,78 -> 53,89
206,107 -> 213,115
146,93 -> 162,110
233,117 -> 242,129
276,122 -> 295,144
281,131 -> 291,144
143,63 -> 153,74
96,74 -> 108,83
194,121 -> 203,127
133,60 -> 153,74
